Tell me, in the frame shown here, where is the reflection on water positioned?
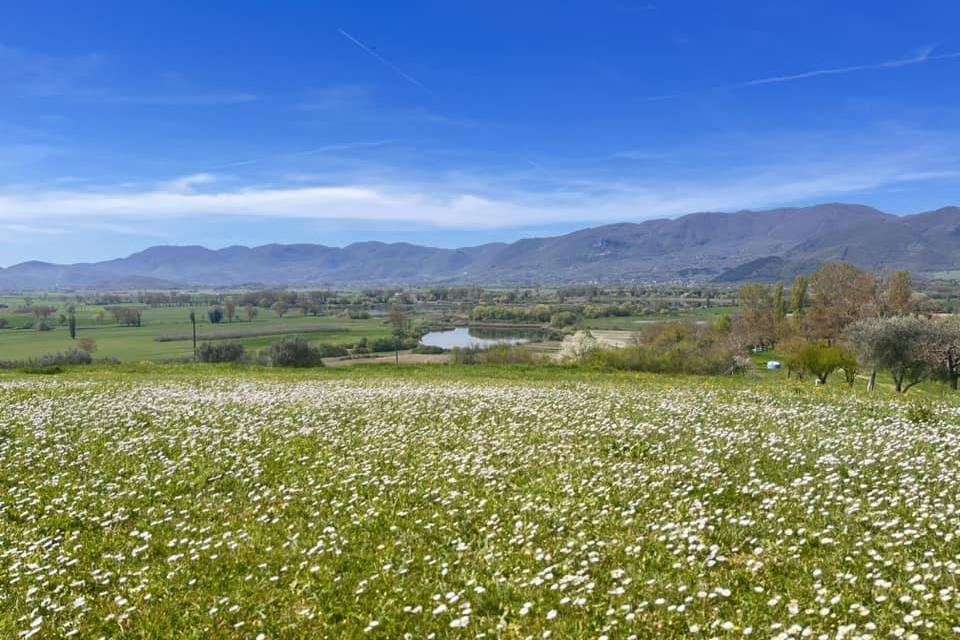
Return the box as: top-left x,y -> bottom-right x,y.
419,326 -> 543,349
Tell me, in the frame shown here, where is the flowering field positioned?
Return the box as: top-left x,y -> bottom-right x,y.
1,374 -> 960,639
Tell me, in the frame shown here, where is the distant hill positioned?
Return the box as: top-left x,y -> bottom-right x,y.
1,203 -> 959,289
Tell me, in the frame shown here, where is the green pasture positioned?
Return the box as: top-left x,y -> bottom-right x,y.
0,297 -> 391,362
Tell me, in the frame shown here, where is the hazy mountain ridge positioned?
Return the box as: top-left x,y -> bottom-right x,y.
2,203 -> 959,289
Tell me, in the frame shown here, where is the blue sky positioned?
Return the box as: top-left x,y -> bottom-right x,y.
2,1 -> 960,265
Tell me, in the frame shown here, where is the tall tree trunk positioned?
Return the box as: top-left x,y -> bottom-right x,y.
867,369 -> 877,391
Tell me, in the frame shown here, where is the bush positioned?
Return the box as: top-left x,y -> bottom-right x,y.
267,337 -> 325,368
37,349 -> 93,366
447,344 -> 537,365
480,344 -> 538,364
584,322 -> 735,375
549,311 -> 579,328
197,341 -> 246,363
412,344 -> 445,355
449,347 -> 482,365
367,338 -> 419,353
0,349 -> 95,370
906,401 -> 935,424
315,343 -> 349,358
20,366 -> 64,375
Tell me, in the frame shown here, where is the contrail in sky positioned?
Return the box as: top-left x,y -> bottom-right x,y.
204,140 -> 393,170
338,28 -> 430,91
640,46 -> 960,102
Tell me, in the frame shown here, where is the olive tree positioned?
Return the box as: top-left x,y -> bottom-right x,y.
927,317 -> 960,391
846,316 -> 931,393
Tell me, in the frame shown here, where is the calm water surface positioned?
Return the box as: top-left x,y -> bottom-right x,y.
419,327 -> 543,349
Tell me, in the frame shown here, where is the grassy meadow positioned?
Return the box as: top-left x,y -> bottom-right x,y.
2,364 -> 959,638
0,297 -> 391,362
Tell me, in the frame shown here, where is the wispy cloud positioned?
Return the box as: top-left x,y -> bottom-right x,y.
0,223 -> 69,236
94,92 -> 258,106
1,147 -> 957,230
160,172 -> 222,193
0,43 -> 256,105
640,46 -> 960,101
202,140 -> 394,171
297,84 -> 476,127
0,143 -> 62,169
337,29 -> 430,91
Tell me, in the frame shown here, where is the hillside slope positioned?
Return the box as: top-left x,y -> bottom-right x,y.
1,203 -> 957,288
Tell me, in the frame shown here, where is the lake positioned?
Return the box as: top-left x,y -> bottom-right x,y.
419,326 -> 544,349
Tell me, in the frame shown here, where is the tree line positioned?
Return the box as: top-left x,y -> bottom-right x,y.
732,265 -> 959,392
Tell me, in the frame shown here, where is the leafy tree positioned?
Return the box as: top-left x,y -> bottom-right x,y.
208,307 -> 224,324
713,314 -> 732,335
389,303 -> 409,365
804,264 -> 877,343
31,304 -> 55,320
926,317 -> 960,391
77,337 -> 97,354
245,304 -> 259,321
883,271 -> 914,316
733,284 -> 776,350
224,299 -> 237,322
790,275 -> 808,326
68,314 -> 77,339
772,282 -> 787,327
272,301 -> 289,318
784,341 -> 857,385
108,307 -> 142,327
847,316 -> 931,393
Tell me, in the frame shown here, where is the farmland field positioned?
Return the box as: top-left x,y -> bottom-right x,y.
2,366 -> 960,638
0,298 -> 391,362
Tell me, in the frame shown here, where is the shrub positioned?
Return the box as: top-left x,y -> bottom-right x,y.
480,344 -> 538,364
197,341 -> 246,363
267,337 -> 325,368
558,331 -> 600,361
412,344 -> 445,355
367,338 -> 408,353
906,401 -> 935,424
19,366 -> 64,375
0,349 -> 96,370
315,343 -> 347,357
584,322 -> 735,375
449,347 -> 481,365
549,311 -> 579,328
38,349 -> 94,366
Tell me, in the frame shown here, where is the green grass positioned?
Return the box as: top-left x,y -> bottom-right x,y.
1,364 -> 958,638
0,300 -> 392,362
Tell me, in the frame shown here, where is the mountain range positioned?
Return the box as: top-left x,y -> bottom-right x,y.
2,203 -> 959,290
